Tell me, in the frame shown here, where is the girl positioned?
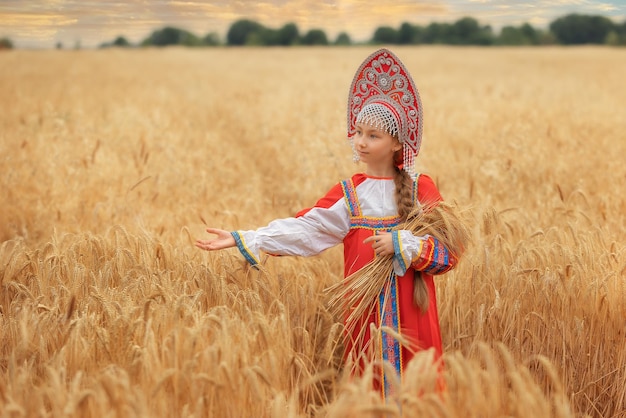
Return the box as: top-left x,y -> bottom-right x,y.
196,49 -> 460,398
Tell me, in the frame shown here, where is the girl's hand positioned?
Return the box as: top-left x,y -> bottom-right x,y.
363,232 -> 394,257
195,228 -> 236,251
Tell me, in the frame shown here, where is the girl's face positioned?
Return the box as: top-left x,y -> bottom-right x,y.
354,122 -> 402,174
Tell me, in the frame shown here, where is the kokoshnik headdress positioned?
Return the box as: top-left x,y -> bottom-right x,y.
347,48 -> 423,176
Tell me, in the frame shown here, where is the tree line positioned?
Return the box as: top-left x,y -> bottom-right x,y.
111,14 -> 626,47
1,13 -> 625,50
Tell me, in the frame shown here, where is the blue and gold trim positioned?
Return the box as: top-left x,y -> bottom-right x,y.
378,272 -> 403,400
428,238 -> 450,274
391,231 -> 409,275
351,216 -> 400,231
341,179 -> 361,217
231,231 -> 260,267
411,237 -> 453,275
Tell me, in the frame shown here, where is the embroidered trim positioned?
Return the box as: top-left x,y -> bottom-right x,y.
431,239 -> 450,274
341,179 -> 361,217
411,237 -> 430,271
379,272 -> 402,400
411,236 -> 451,274
351,216 -> 400,231
231,232 -> 260,267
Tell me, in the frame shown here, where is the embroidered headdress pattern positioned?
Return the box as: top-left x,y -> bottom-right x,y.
347,49 -> 423,175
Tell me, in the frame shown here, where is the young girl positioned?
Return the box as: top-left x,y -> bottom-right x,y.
196,48 -> 459,398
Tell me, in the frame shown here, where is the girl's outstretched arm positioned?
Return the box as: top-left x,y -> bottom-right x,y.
195,181 -> 349,266
195,228 -> 235,251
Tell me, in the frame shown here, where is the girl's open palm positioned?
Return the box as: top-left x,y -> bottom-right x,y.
195,228 -> 236,251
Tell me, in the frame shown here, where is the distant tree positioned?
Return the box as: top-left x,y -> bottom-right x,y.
497,26 -> 526,45
372,26 -> 398,44
497,24 -> 539,45
227,19 -> 264,45
450,17 -> 477,43
113,36 -> 131,47
0,37 -> 14,49
276,23 -> 299,45
475,25 -> 494,45
99,36 -> 130,49
536,29 -> 557,45
422,22 -> 452,44
619,19 -> 626,36
604,19 -> 626,45
398,22 -> 422,44
245,29 -> 273,46
334,32 -> 351,45
301,29 -> 328,45
605,30 -> 620,45
520,23 -> 539,45
56,41 -> 63,49
202,32 -> 220,46
142,26 -> 201,46
550,14 -> 615,44
451,17 -> 493,45
261,28 -> 282,45
610,20 -> 626,45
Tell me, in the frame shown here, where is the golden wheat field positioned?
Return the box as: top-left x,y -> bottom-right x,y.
1,46 -> 625,417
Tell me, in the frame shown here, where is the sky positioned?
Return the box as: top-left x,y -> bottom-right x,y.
1,0 -> 625,49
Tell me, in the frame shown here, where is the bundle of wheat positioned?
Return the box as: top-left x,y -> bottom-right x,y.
325,201 -> 471,342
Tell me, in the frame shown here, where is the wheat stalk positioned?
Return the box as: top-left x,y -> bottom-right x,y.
325,201 -> 471,344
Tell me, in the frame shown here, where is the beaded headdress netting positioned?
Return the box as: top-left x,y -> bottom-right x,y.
347,48 -> 423,176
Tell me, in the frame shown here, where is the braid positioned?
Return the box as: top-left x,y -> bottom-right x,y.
393,165 -> 414,222
393,159 -> 430,313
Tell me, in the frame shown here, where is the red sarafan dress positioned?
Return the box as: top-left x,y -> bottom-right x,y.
231,172 -> 458,398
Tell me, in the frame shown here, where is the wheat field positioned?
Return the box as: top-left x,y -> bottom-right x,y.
1,46 -> 625,417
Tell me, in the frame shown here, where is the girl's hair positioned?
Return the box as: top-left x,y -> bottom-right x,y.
393,149 -> 430,312
393,154 -> 413,223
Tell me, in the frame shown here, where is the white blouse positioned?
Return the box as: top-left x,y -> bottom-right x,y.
231,176 -> 440,277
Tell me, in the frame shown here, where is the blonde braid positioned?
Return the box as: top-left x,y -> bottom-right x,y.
393,160 -> 430,313
393,165 -> 414,223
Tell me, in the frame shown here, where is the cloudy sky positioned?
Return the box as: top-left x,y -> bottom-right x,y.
1,0 -> 624,48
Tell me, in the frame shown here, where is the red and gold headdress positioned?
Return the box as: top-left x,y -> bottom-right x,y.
347,48 -> 423,175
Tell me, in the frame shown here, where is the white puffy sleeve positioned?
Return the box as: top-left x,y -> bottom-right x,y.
231,183 -> 350,266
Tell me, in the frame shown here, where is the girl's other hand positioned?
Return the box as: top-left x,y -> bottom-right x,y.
363,232 -> 394,257
195,228 -> 236,251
